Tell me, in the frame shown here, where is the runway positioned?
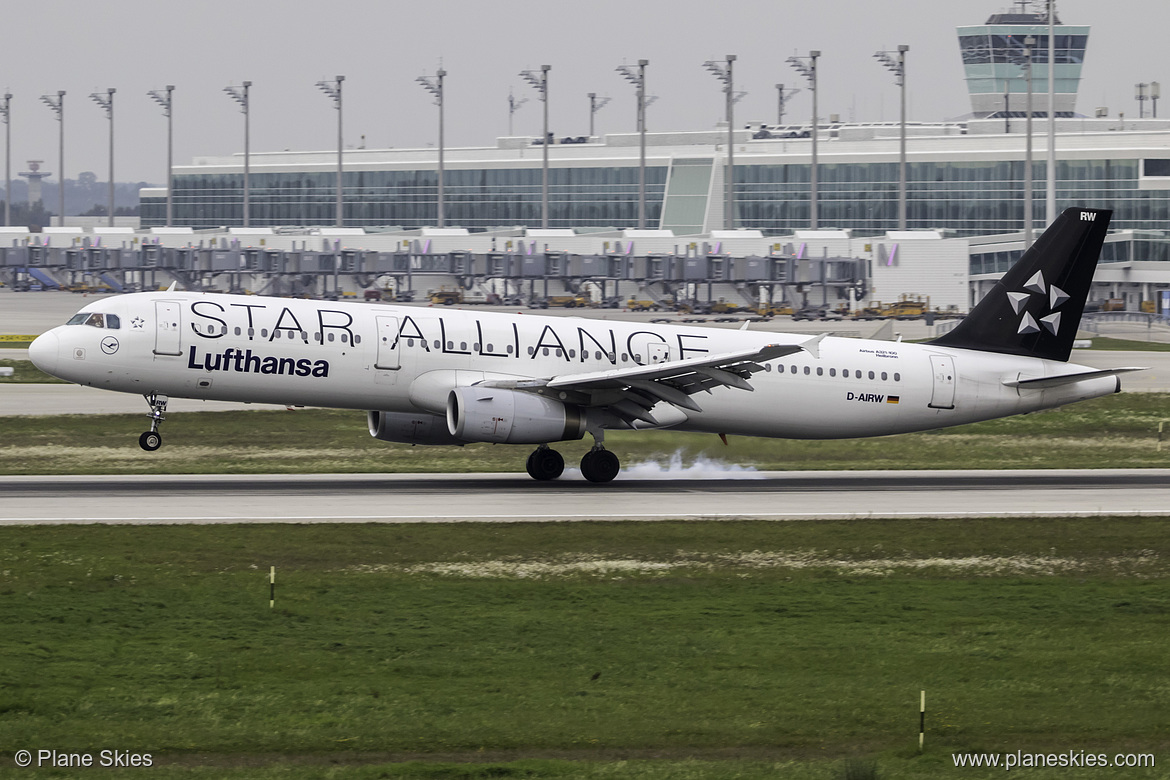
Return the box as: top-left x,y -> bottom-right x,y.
2,469 -> 1169,525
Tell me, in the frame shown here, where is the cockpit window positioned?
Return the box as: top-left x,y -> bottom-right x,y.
66,312 -> 113,328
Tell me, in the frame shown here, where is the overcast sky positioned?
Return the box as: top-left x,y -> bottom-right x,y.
7,0 -> 1168,185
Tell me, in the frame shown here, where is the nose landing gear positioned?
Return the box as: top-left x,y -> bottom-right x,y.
138,393 -> 168,452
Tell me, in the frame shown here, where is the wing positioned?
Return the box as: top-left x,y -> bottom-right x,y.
480,334 -> 826,426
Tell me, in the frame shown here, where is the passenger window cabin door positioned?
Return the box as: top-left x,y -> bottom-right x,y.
375,315 -> 400,370
928,354 -> 956,409
153,301 -> 182,356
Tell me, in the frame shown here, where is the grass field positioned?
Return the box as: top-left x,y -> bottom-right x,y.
0,359 -> 68,384
1,519 -> 1166,778
2,392 -> 1170,475
1076,337 -> 1170,352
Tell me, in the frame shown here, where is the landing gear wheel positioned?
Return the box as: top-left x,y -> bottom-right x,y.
580,449 -> 620,483
139,431 -> 162,451
140,393 -> 169,453
525,447 -> 565,481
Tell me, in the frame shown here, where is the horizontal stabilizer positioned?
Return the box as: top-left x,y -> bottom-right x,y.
1003,366 -> 1146,389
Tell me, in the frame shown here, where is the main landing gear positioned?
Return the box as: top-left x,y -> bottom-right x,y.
138,393 -> 168,452
525,445 -> 564,481
580,446 -> 620,483
525,435 -> 622,484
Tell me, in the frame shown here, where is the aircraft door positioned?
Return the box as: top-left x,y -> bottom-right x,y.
153,301 -> 183,356
375,315 -> 400,370
928,354 -> 956,409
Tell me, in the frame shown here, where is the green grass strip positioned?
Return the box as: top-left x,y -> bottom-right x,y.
1,519 -> 1166,778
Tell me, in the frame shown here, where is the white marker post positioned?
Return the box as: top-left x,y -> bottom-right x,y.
919,690 -> 925,751
270,566 -> 275,609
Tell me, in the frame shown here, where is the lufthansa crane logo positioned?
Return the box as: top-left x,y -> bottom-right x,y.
1006,270 -> 1068,336
100,336 -> 120,355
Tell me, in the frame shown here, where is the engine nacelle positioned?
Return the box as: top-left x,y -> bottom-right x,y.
446,386 -> 587,444
367,410 -> 464,446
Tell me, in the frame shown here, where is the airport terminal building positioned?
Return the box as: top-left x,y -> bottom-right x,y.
97,6 -> 1170,312
137,3 -> 1170,243
139,121 -> 1170,239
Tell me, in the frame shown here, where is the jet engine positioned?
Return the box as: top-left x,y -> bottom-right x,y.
367,410 -> 464,446
446,386 -> 587,444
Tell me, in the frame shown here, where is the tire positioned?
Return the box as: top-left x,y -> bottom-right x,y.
526,448 -> 564,480
139,431 -> 162,452
580,449 -> 620,483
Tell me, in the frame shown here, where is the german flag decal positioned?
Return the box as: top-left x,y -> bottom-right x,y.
887,395 -> 900,404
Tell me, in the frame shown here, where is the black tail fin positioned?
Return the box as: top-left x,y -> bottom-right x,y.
931,207 -> 1111,362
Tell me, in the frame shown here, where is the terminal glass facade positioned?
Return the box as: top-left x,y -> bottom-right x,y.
141,167 -> 666,231
736,158 -> 1170,236
141,155 -> 1170,238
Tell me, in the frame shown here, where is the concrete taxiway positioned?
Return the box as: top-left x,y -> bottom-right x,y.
2,470 -> 1169,525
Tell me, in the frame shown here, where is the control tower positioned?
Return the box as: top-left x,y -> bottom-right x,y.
19,160 -> 51,206
957,1 -> 1089,118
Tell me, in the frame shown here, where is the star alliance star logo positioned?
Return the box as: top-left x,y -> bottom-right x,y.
1006,270 -> 1069,336
131,317 -> 145,330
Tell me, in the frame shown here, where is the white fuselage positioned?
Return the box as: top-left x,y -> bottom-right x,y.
30,291 -> 1120,440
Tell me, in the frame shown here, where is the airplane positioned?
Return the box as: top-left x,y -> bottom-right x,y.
27,207 -> 1142,483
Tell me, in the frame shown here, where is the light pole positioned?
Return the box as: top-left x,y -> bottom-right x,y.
223,82 -> 251,226
40,91 -> 65,227
1046,0 -> 1056,225
148,86 -> 174,227
1024,37 -> 1035,246
89,89 -> 116,227
617,59 -> 649,228
875,45 -> 909,230
788,51 -> 820,228
1153,82 -> 1162,119
775,83 -> 801,125
587,92 -> 610,138
520,65 -> 550,228
0,93 -> 10,227
416,69 -> 446,227
316,76 -> 345,227
704,55 -> 737,230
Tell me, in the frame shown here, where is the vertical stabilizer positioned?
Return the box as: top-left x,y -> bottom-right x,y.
931,207 -> 1110,362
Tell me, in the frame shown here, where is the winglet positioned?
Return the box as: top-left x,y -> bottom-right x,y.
801,333 -> 828,360
166,281 -> 177,292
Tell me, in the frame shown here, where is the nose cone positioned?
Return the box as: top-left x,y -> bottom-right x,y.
28,330 -> 60,376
